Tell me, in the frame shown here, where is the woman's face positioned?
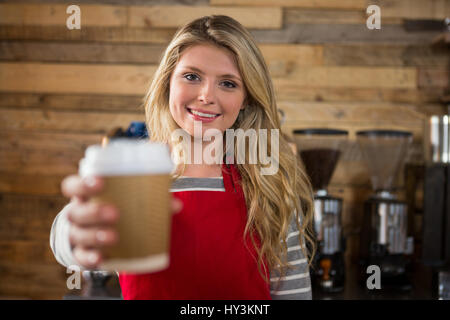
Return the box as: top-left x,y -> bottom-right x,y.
169,43 -> 246,138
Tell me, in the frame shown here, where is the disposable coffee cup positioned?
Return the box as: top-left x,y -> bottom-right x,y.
79,139 -> 174,273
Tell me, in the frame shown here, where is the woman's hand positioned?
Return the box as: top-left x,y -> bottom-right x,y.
61,175 -> 182,269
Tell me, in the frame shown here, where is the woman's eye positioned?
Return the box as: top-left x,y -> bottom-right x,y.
221,81 -> 237,89
184,73 -> 199,81
183,74 -> 236,89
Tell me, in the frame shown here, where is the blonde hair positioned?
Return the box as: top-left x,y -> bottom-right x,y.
144,15 -> 316,286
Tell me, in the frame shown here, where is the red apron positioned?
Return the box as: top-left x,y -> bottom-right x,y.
118,163 -> 271,300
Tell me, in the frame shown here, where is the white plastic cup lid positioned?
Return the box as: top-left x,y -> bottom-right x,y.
79,139 -> 174,177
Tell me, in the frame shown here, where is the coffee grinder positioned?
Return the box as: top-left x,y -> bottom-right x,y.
293,129 -> 348,292
357,130 -> 414,291
422,114 -> 450,299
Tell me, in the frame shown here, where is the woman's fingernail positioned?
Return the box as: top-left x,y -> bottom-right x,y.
177,200 -> 183,211
88,252 -> 98,264
101,206 -> 117,221
96,231 -> 107,242
175,199 -> 183,212
84,176 -> 97,188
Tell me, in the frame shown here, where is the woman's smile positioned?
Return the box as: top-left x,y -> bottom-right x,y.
186,106 -> 222,122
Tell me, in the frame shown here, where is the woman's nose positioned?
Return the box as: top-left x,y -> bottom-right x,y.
198,81 -> 216,105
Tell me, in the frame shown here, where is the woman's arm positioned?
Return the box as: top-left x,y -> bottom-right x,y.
49,202 -> 79,268
269,216 -> 312,300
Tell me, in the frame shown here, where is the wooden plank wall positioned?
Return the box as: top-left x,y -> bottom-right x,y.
0,0 -> 449,299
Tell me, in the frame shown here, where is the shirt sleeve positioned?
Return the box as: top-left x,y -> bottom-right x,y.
269,214 -> 312,300
49,201 -> 79,268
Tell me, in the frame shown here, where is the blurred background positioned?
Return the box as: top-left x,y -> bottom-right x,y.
0,0 -> 448,299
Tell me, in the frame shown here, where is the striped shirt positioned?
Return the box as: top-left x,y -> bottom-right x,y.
50,176 -> 312,300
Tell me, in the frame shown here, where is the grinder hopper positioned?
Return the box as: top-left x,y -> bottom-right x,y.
292,129 -> 348,193
356,130 -> 413,193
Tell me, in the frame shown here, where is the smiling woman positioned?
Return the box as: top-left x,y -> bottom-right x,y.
142,14 -> 316,299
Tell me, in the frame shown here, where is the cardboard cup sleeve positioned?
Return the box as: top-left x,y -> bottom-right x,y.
91,174 -> 172,273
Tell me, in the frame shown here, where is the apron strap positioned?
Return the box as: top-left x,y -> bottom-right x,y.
221,163 -> 244,200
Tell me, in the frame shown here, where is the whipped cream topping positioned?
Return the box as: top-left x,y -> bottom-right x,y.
79,139 -> 174,177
